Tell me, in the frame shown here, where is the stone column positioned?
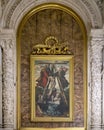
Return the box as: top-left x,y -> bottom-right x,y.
0,47 -> 2,128
88,29 -> 104,130
0,29 -> 16,130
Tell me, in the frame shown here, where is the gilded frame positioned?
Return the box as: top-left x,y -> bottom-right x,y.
17,3 -> 87,130
30,55 -> 74,122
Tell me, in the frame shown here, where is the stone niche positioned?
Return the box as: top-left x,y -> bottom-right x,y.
19,8 -> 85,128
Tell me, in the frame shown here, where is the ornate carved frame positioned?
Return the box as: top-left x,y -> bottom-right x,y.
30,54 -> 74,122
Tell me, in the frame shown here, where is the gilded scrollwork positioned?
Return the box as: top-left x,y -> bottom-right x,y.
32,36 -> 72,55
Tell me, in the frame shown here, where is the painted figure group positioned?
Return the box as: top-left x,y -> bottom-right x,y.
36,63 -> 69,117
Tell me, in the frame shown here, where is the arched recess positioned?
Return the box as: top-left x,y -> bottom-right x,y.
17,3 -> 87,130
0,1 -> 103,130
1,0 -> 103,33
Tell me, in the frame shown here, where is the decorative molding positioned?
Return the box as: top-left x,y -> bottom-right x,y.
90,29 -> 104,39
80,0 -> 102,28
1,0 -> 10,10
0,29 -> 15,41
5,0 -> 21,28
94,0 -> 103,16
0,0 -> 102,31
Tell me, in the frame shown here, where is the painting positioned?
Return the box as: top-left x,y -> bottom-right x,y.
30,55 -> 74,122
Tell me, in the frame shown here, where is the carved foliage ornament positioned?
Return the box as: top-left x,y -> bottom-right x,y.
32,36 -> 72,55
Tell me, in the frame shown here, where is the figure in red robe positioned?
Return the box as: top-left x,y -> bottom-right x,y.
36,65 -> 49,88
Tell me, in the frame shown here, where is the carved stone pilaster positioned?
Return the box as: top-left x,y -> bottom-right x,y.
2,39 -> 14,128
0,47 -> 2,127
88,29 -> 104,130
0,29 -> 16,129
